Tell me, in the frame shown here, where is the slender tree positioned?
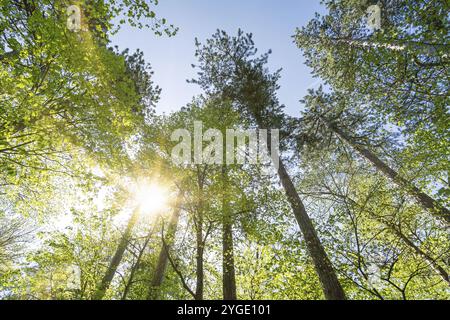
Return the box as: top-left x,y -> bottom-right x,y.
299,91 -> 449,225
222,165 -> 237,300
194,166 -> 206,300
94,208 -> 140,300
319,114 -> 449,225
122,225 -> 157,300
148,196 -> 184,299
191,30 -> 346,300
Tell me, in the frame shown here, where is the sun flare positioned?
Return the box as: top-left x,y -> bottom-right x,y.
133,182 -> 170,216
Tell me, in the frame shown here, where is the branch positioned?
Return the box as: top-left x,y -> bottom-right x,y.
161,230 -> 196,299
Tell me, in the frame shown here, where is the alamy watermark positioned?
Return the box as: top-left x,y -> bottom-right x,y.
67,5 -> 81,32
171,121 -> 280,169
367,263 -> 384,290
366,4 -> 382,31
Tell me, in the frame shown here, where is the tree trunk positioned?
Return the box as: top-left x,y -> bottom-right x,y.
321,117 -> 450,225
147,204 -> 183,300
276,158 -> 346,300
94,208 -> 139,300
121,253 -> 140,300
262,125 -> 346,300
122,224 -> 158,300
195,214 -> 204,300
222,165 -> 237,300
195,169 -> 205,300
323,36 -> 444,55
195,217 -> 204,300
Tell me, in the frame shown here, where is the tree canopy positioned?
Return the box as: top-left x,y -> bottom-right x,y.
0,0 -> 448,301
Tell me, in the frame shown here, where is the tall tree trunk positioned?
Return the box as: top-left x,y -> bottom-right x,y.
262,125 -> 346,300
324,36 -> 442,54
195,211 -> 204,300
122,224 -> 157,300
222,165 -> 237,300
121,250 -> 142,300
276,158 -> 346,300
147,203 -> 183,300
195,168 -> 205,300
94,208 -> 139,300
320,117 -> 450,225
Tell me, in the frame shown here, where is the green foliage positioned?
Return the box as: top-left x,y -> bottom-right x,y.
0,1 -> 448,301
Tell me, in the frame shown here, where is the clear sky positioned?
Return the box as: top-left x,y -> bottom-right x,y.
111,0 -> 327,116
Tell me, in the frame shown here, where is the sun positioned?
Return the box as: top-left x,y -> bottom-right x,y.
133,182 -> 170,216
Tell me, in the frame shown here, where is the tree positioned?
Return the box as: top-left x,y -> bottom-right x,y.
94,207 -> 140,300
190,30 -> 346,300
299,90 -> 449,225
294,0 -> 449,212
148,194 -> 184,300
221,165 -> 237,300
0,1 -> 167,218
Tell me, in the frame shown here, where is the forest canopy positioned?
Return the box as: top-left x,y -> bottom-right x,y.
0,0 -> 448,301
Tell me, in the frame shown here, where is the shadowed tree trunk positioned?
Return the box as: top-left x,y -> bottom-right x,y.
148,200 -> 183,300
194,167 -> 206,300
94,208 -> 140,300
262,126 -> 346,300
319,116 -> 450,225
275,157 -> 346,299
195,207 -> 204,299
222,165 -> 237,300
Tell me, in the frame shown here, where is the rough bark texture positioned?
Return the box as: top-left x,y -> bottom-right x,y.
94,208 -> 140,300
147,204 -> 183,300
322,117 -> 450,225
195,216 -> 204,300
258,122 -> 345,300
276,158 -> 347,300
222,166 -> 237,300
195,169 -> 205,300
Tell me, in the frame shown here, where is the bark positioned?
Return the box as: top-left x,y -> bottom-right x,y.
147,203 -> 183,300
276,157 -> 346,300
195,214 -> 204,300
94,208 -> 139,300
324,36 -> 445,55
195,168 -> 205,300
262,124 -> 346,300
321,117 -> 450,225
222,166 -> 237,300
121,252 -> 141,300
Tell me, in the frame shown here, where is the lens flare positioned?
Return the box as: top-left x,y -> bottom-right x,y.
133,182 -> 169,216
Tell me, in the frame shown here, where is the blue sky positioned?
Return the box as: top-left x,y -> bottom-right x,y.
111,0 -> 327,116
